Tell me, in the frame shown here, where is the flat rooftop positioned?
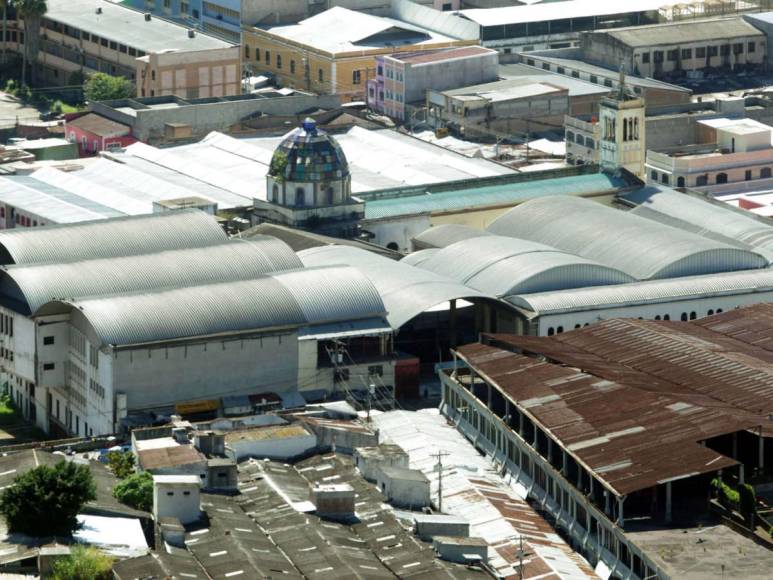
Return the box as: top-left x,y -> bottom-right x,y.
46,0 -> 234,53
594,17 -> 763,48
389,46 -> 496,65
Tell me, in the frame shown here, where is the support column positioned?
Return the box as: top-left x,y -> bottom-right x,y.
759,427 -> 765,474
547,438 -> 553,464
740,464 -> 745,485
505,399 -> 510,426
449,299 -> 457,349
562,450 -> 567,475
519,411 -> 524,437
604,490 -> 610,515
617,496 -> 625,528
486,383 -> 492,408
665,481 -> 673,524
589,477 -> 594,502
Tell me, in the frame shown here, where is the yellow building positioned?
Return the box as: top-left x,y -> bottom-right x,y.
242,7 -> 476,101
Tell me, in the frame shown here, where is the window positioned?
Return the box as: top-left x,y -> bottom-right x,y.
377,65 -> 383,76
557,326 -> 564,334
547,327 -> 555,336
276,54 -> 281,69
681,313 -> 688,322
696,174 -> 708,186
641,52 -> 650,63
166,492 -> 174,496
603,78 -> 613,87
707,309 -> 714,316
255,47 -> 260,62
664,314 -> 670,321
352,70 -> 361,84
654,51 -> 664,63
542,63 -> 550,70
290,60 -> 295,74
109,41 -> 117,50
571,70 -> 579,78
271,184 -> 279,203
295,187 -> 305,207
244,45 -> 249,59
681,48 -> 692,60
689,311 -> 697,320
43,336 -> 54,345
589,74 -> 598,83
661,173 -> 669,185
733,43 -> 744,55
677,176 -> 685,188
717,308 -> 723,313
655,315 -> 661,320
43,363 -> 55,371
716,172 -> 728,184
667,49 -> 678,61
746,169 -> 752,181
557,66 -> 565,74
762,167 -> 771,179
708,46 -> 718,57
566,130 -> 575,142
720,45 -> 730,57
181,1 -> 189,14
183,491 -> 191,496
650,170 -> 658,181
318,68 -> 324,83
696,47 -> 706,58
326,187 -> 334,205
264,50 -> 270,64
749,42 -> 756,53
100,37 -> 108,48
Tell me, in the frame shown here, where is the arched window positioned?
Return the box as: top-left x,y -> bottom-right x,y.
716,308 -> 723,313
244,45 -> 250,60
386,242 -> 399,251
681,313 -> 688,321
272,184 -> 279,203
716,173 -> 728,184
689,311 -> 697,320
654,315 -> 661,320
575,134 -> 584,146
575,324 -> 581,329
651,170 -> 658,181
664,314 -> 670,321
295,187 -> 306,206
762,167 -> 772,179
696,174 -> 708,186
547,327 -> 555,336
566,131 -> 575,142
557,326 -> 564,334
276,54 -> 282,69
707,309 -> 714,316
677,176 -> 685,188
326,187 -> 334,205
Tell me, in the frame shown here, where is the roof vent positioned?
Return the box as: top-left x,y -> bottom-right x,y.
144,13 -> 151,21
95,7 -> 102,14
188,29 -> 196,38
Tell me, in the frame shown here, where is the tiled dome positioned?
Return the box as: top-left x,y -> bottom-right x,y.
269,118 -> 349,183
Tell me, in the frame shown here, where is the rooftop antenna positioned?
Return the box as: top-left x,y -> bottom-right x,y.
432,449 -> 450,512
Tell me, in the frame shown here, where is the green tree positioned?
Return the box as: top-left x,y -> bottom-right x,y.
113,471 -> 153,512
83,72 -> 133,102
106,450 -> 135,479
0,460 -> 96,536
51,545 -> 113,580
13,0 -> 47,86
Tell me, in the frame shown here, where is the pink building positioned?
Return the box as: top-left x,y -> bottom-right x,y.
65,113 -> 136,157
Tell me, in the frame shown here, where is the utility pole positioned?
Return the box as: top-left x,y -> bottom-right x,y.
433,450 -> 450,512
517,535 -> 525,580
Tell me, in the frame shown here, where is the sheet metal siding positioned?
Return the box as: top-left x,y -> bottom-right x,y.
510,267 -> 773,314
48,265 -> 388,347
628,187 -> 773,257
0,209 -> 227,265
298,245 -> 489,329
400,249 -> 439,267
411,224 -> 492,249
271,266 -> 387,325
412,235 -> 633,296
2,238 -> 302,314
487,195 -> 769,280
72,277 -> 306,346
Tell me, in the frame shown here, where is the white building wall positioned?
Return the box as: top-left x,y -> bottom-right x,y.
111,332 -> 299,415
534,290 -> 773,336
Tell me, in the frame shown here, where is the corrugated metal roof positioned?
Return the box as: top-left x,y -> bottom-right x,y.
4,175 -> 125,218
298,245 -> 492,329
400,248 -> 439,267
0,209 -> 227,265
0,179 -> 112,224
509,267 -> 773,315
38,265 -> 388,347
411,224 -> 492,250
625,186 -> 773,260
0,237 -> 302,315
408,235 -> 634,297
364,173 -> 625,220
488,195 -> 768,280
600,17 -> 762,48
456,320 -> 766,495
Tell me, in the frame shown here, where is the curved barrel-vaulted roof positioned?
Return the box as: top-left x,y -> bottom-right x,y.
35,265 -> 388,347
400,249 -> 440,268
411,224 -> 492,250
298,245 -> 494,329
625,186 -> 773,260
0,237 -> 302,315
488,195 -> 768,280
0,209 -> 227,266
406,236 -> 634,297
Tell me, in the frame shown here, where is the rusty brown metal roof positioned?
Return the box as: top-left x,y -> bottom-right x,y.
454,313 -> 773,496
137,444 -> 205,471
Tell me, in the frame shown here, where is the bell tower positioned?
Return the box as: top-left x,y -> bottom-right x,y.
599,66 -> 646,178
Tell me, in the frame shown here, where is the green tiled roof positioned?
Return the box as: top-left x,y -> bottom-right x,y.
364,172 -> 626,220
